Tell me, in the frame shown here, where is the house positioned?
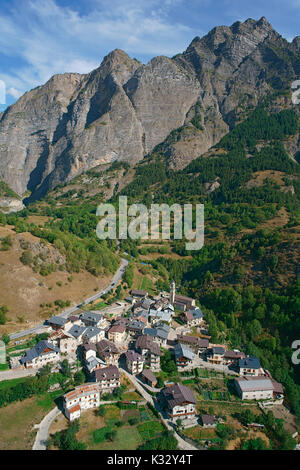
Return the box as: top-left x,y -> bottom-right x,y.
108,324 -> 127,344
177,335 -> 209,355
48,315 -> 71,331
238,356 -> 264,376
144,324 -> 170,347
234,376 -> 284,401
59,335 -> 77,357
68,315 -> 82,325
141,369 -> 158,388
161,383 -> 197,423
68,325 -> 87,344
201,414 -> 217,428
182,307 -> 204,327
135,334 -> 162,371
223,350 -> 245,366
94,365 -> 120,392
82,342 -> 97,361
20,340 -> 60,369
130,289 -> 148,298
127,320 -> 145,338
151,299 -> 170,312
163,304 -> 175,314
133,299 -> 153,313
149,309 -> 172,325
63,383 -> 100,421
135,311 -> 149,326
125,296 -> 136,305
85,355 -> 106,374
125,350 -> 145,374
174,343 -> 194,368
207,346 -> 226,365
97,339 -> 120,365
80,311 -> 103,328
82,327 -> 105,344
49,329 -> 77,357
173,294 -> 195,312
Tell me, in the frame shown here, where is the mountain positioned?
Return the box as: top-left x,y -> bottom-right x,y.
0,16 -> 300,202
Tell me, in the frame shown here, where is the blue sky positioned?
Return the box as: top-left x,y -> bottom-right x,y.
0,0 -> 299,111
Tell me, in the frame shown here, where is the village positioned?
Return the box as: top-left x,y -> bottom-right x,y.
4,274 -> 292,450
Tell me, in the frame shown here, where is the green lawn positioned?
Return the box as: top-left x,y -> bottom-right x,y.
138,276 -> 156,293
91,425 -> 143,450
0,395 -> 55,450
137,420 -> 165,440
0,377 -> 28,390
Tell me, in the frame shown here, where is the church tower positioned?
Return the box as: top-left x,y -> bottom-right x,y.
170,280 -> 176,305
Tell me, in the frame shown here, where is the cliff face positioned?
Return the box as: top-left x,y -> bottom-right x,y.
0,17 -> 299,199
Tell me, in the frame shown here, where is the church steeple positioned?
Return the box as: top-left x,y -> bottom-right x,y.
170,280 -> 176,305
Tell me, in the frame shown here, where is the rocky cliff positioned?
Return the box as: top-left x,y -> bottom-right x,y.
0,17 -> 299,200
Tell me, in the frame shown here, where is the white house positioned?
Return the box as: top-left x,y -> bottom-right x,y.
82,327 -> 105,344
63,383 -> 100,421
20,341 -> 60,369
161,384 -> 197,423
94,365 -> 120,392
238,356 -> 264,376
234,376 -> 284,401
125,350 -> 145,375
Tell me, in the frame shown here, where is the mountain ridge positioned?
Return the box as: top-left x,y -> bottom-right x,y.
0,16 -> 300,201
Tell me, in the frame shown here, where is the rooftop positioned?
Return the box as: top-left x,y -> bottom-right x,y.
238,356 -> 261,369
94,365 -> 120,382
49,316 -> 68,326
20,340 -> 59,364
162,383 -> 197,407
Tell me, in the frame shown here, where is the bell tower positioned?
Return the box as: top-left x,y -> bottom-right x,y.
170,280 -> 176,305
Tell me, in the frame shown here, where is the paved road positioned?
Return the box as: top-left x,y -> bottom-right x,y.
10,258 -> 129,340
0,368 -> 38,382
33,407 -> 62,450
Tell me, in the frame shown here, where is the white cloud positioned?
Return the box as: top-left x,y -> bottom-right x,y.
7,87 -> 22,99
0,0 -> 197,102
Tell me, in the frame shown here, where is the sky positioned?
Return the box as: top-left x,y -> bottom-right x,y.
0,0 -> 299,111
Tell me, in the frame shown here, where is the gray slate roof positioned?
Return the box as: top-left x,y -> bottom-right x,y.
235,376 -> 274,392
83,327 -> 103,340
49,316 -> 68,326
238,356 -> 261,369
68,325 -> 87,338
80,311 -> 102,324
174,342 -> 194,361
20,341 -> 59,364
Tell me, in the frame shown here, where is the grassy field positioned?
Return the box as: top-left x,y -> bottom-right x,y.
0,377 -> 28,391
91,425 -> 143,450
0,395 -> 54,450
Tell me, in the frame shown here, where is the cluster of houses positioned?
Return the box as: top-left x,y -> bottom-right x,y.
174,335 -> 284,403
16,281 -> 285,423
